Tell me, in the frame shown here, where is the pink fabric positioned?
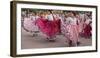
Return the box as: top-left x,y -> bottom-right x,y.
78,21 -> 84,33
23,18 -> 38,32
36,18 -> 47,30
62,24 -> 79,44
36,18 -> 59,39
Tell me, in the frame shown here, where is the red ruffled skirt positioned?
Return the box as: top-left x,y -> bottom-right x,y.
36,18 -> 60,38
83,24 -> 92,38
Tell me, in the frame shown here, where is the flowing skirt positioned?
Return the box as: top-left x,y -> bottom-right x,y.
23,18 -> 39,32
62,24 -> 79,45
78,22 -> 84,33
54,19 -> 61,34
83,24 -> 92,38
36,18 -> 59,39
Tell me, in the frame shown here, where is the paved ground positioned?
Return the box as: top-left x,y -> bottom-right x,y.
21,28 -> 92,49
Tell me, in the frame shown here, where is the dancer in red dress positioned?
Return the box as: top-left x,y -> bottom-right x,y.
36,11 -> 58,41
53,13 -> 61,34
83,18 -> 92,38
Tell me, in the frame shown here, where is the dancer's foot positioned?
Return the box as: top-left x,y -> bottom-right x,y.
46,38 -> 56,42
34,31 -> 39,33
77,42 -> 81,46
49,40 -> 56,42
68,40 -> 73,47
33,34 -> 37,37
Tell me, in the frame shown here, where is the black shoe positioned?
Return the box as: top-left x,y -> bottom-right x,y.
47,38 -> 56,42
49,40 -> 56,42
33,34 -> 37,37
68,40 -> 73,47
77,42 -> 80,46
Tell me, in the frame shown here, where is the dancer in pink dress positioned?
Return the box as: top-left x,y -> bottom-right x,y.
78,13 -> 87,36
62,12 -> 80,46
23,14 -> 33,32
23,12 -> 39,36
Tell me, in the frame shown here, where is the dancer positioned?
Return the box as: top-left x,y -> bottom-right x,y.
23,12 -> 39,36
83,14 -> 92,38
63,12 -> 80,46
51,11 -> 61,35
36,11 -> 57,42
31,12 -> 39,36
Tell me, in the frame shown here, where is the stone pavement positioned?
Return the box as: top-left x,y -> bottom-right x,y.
21,28 -> 92,49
